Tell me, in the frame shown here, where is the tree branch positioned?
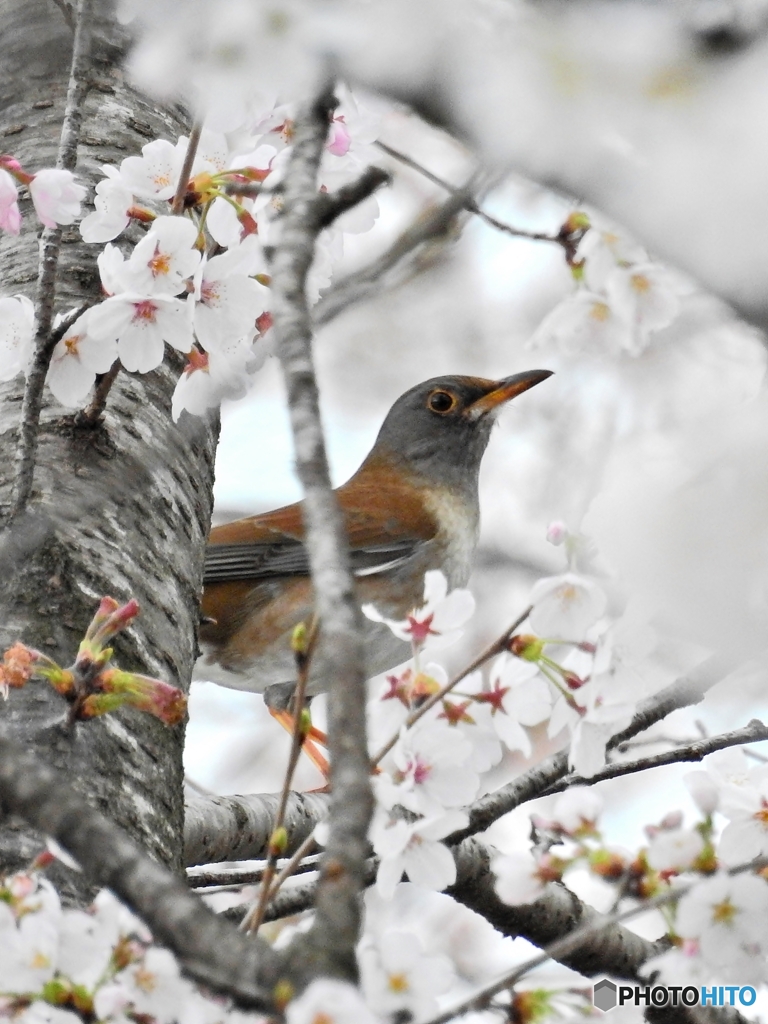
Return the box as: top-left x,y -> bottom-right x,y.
269,86 -> 373,984
184,791 -> 329,867
0,737 -> 280,1009
9,0 -> 92,519
542,718 -> 768,797
315,165 -> 391,230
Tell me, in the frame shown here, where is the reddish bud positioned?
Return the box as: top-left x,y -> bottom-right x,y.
0,642 -> 38,690
563,670 -> 586,690
127,206 -> 156,224
95,668 -> 187,725
255,311 -> 273,334
589,848 -> 627,880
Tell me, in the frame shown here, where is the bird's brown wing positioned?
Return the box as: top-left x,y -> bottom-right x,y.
203,458 -> 438,585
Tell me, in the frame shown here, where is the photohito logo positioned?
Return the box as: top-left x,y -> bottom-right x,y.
592,980 -> 757,1011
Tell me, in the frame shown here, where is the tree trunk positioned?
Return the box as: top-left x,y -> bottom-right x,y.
0,0 -> 216,901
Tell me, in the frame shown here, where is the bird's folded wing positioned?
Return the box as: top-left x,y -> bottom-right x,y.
203,538 -> 419,582
204,468 -> 438,584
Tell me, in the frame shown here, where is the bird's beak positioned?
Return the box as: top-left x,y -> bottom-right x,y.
465,369 -> 553,420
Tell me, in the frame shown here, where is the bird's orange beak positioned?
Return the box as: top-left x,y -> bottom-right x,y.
465,369 -> 553,420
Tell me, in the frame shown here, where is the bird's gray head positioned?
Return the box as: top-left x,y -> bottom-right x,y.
364,370 -> 553,498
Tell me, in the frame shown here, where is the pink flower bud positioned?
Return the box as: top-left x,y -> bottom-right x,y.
546,521 -> 568,546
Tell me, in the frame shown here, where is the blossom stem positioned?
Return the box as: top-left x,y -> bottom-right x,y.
375,141 -> 574,250
370,605 -> 532,767
75,358 -> 120,427
8,0 -> 92,520
171,118 -> 203,215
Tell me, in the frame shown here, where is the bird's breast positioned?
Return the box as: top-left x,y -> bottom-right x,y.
420,485 -> 480,590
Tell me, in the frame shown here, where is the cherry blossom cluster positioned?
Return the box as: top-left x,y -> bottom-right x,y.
531,218 -> 687,358
0,90 -> 382,419
0,863 -> 270,1024
492,761 -> 768,991
0,858 -> 457,1024
644,749 -> 768,987
0,596 -> 185,726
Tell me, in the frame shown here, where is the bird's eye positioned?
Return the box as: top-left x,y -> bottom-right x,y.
427,390 -> 457,414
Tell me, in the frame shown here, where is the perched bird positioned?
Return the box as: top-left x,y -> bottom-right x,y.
196,371 -> 552,708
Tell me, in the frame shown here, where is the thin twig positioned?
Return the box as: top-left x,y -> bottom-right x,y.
75,358 -> 120,427
9,0 -> 92,519
315,166 -> 391,230
370,607 -> 531,767
542,718 -> 768,797
264,832 -> 318,905
188,853 -> 321,891
240,626 -> 317,935
424,855 -> 768,1024
376,141 -> 565,245
171,119 -> 203,215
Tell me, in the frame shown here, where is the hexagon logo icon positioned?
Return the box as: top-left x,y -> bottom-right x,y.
593,979 -> 618,1012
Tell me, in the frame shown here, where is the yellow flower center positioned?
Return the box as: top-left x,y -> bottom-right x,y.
64,333 -> 82,355
630,273 -> 651,294
589,301 -> 610,322
712,899 -> 736,925
388,972 -> 410,993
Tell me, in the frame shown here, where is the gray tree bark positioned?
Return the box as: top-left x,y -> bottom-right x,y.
0,0 -> 216,899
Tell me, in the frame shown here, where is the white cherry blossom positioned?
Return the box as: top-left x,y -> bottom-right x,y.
97,947 -> 193,1024
479,654 -> 554,756
641,940 -> 711,987
286,978 -> 379,1024
171,338 -> 260,421
716,773 -> 768,866
97,243 -> 129,296
120,215 -> 200,295
29,168 -> 86,228
363,570 -> 475,652
492,851 -> 549,906
193,240 -> 269,350
359,928 -> 453,1023
117,138 -> 183,200
605,262 -> 681,354
88,293 -> 193,373
550,786 -> 603,835
529,571 -> 607,640
47,309 -> 118,406
529,289 -> 631,357
384,719 -> 479,816
647,827 -> 705,872
80,176 -> 134,243
675,873 -> 768,974
0,294 -> 35,382
370,808 -> 467,899
684,770 -> 720,816
0,895 -> 59,993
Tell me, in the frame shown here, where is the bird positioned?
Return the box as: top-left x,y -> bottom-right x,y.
196,371 -> 552,715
